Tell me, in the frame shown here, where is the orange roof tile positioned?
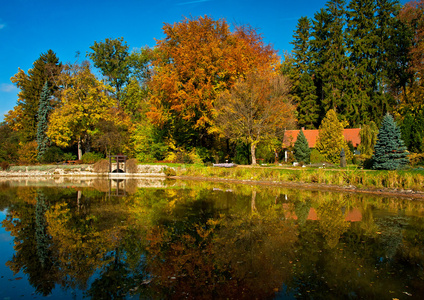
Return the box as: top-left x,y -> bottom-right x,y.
283,128 -> 361,148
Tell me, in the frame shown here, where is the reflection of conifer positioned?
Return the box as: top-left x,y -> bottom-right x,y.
35,190 -> 49,267
295,200 -> 311,226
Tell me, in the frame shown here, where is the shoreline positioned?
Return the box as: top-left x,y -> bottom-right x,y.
1,164 -> 423,200
175,175 -> 424,200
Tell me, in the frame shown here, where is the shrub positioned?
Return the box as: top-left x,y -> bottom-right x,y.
126,158 -> 139,173
82,152 -> 104,164
42,146 -> 64,163
62,152 -> 77,161
163,167 -> 177,176
310,149 -> 325,164
0,161 -> 10,171
93,159 -> 110,173
408,153 -> 424,167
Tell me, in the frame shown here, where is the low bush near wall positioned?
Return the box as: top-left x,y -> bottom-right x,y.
126,158 -> 139,173
0,161 -> 10,171
93,159 -> 110,173
82,152 -> 104,164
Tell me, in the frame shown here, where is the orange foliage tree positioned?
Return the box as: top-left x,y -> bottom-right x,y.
147,16 -> 280,149
398,0 -> 424,111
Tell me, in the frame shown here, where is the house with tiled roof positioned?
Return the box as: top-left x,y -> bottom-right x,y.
282,127 -> 361,162
283,128 -> 361,148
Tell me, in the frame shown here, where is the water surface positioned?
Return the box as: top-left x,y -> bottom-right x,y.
0,178 -> 423,299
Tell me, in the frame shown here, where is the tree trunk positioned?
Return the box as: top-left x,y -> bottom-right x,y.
78,137 -> 83,160
251,143 -> 257,165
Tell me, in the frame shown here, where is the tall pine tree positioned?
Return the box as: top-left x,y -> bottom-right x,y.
291,17 -> 319,128
36,81 -> 52,162
8,50 -> 61,142
345,0 -> 379,125
372,113 -> 409,169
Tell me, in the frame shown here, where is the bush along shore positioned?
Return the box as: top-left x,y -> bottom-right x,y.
176,165 -> 424,197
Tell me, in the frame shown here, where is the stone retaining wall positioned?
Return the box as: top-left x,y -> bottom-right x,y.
0,164 -> 173,178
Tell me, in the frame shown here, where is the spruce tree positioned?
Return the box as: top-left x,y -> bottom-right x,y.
291,17 -> 320,128
345,0 -> 378,125
294,129 -> 311,164
372,113 -> 409,170
36,81 -> 52,162
315,109 -> 352,164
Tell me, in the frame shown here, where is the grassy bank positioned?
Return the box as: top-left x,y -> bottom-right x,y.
178,165 -> 424,192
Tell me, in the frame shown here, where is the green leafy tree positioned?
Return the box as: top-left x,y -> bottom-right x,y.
315,109 -> 352,164
358,121 -> 379,157
372,113 -> 409,169
36,81 -> 52,162
87,37 -> 131,104
400,109 -> 424,153
46,62 -> 115,160
294,129 -> 311,164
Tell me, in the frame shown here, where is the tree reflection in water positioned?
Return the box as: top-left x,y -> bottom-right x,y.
0,179 -> 423,299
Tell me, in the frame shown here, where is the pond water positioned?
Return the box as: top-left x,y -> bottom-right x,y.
0,178 -> 423,299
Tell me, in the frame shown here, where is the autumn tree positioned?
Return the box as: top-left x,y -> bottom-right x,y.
315,109 -> 352,164
6,50 -> 62,142
147,16 -> 279,150
398,0 -> 424,113
46,62 -> 115,160
215,72 -> 295,165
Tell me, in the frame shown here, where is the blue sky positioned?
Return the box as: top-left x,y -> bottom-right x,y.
0,0 -> 408,122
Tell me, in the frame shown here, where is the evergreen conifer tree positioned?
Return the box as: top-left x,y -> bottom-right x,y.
294,129 -> 311,164
9,50 -> 61,142
36,81 -> 52,161
291,17 -> 320,128
315,109 -> 352,164
372,113 -> 409,170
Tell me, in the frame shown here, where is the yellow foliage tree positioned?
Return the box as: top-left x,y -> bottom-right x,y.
315,109 -> 353,164
47,62 -> 115,159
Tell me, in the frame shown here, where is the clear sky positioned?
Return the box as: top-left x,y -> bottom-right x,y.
0,0 -> 409,122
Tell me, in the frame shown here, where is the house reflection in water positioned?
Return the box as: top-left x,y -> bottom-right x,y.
282,203 -> 362,222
